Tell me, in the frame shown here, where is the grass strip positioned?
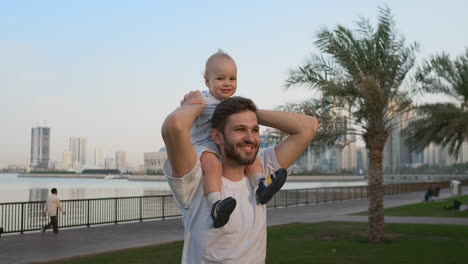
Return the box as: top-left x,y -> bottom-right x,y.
354,194 -> 468,217
47,221 -> 468,264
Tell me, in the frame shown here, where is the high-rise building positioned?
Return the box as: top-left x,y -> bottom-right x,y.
94,148 -> 105,168
458,141 -> 468,163
341,141 -> 357,171
105,157 -> 115,169
70,137 -> 87,168
356,147 -> 368,173
318,104 -> 357,172
115,151 -> 127,172
383,108 -> 421,171
30,126 -> 50,169
62,150 -> 72,170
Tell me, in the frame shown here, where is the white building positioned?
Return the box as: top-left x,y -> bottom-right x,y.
94,148 -> 106,168
105,157 -> 115,169
115,151 -> 127,172
341,141 -> 357,171
70,137 -> 87,168
144,152 -> 167,173
356,147 -> 368,173
61,150 -> 72,170
458,141 -> 468,163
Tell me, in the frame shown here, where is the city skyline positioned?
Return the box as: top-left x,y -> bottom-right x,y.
2,1 -> 468,166
29,128 -> 133,170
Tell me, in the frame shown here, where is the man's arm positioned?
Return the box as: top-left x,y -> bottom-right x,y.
57,198 -> 65,214
43,199 -> 48,217
258,110 -> 318,169
161,91 -> 205,178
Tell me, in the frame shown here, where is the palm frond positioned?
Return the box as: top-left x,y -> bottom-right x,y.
275,98 -> 344,147
404,103 -> 468,156
284,5 -> 418,161
415,49 -> 468,104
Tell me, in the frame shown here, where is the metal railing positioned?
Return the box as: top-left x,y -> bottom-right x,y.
0,181 -> 465,235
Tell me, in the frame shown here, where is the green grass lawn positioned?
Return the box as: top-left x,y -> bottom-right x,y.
49,221 -> 468,264
354,194 -> 468,217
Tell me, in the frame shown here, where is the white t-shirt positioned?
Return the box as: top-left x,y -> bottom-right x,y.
164,147 -> 282,264
44,194 -> 64,216
190,90 -> 221,155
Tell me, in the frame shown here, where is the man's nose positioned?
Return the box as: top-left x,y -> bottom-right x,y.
243,131 -> 256,141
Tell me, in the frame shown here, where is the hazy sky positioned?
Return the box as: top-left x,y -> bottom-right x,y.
1,0 -> 467,167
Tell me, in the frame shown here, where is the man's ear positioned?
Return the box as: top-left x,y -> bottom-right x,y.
211,128 -> 223,145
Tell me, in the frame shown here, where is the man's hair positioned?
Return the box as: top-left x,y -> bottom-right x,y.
212,96 -> 258,132
51,188 -> 57,194
204,49 -> 235,76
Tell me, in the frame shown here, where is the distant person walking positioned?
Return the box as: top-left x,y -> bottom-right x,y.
42,188 -> 65,234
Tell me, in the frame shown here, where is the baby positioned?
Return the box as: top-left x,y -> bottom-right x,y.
188,50 -> 287,228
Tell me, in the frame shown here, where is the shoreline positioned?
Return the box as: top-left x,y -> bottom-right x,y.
15,173 -> 468,183
17,173 -> 365,182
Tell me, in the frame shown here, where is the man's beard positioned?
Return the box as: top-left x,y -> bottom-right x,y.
223,136 -> 259,165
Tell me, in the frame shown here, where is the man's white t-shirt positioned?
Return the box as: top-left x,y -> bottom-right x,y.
164,147 -> 282,264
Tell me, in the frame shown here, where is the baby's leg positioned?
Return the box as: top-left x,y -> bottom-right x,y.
245,157 -> 265,189
201,151 -> 222,199
201,151 -> 236,228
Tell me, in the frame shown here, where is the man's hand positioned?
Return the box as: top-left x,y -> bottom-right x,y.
180,90 -> 205,106
42,212 -> 47,217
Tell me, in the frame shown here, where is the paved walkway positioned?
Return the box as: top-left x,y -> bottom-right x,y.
1,187 -> 466,264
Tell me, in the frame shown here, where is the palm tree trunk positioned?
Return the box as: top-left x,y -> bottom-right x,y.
366,132 -> 387,242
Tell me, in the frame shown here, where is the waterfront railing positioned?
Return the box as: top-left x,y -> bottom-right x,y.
0,181 -> 464,235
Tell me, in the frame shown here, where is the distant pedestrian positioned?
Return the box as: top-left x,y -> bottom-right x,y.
42,188 -> 65,234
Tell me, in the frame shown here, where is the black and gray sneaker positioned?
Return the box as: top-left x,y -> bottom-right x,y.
255,168 -> 287,205
211,197 -> 237,228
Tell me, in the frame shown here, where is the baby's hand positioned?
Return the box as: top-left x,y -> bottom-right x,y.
180,90 -> 205,106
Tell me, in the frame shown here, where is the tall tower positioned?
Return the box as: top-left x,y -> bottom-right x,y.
115,151 -> 127,172
94,148 -> 105,168
70,137 -> 87,168
62,150 -> 72,170
30,126 -> 50,169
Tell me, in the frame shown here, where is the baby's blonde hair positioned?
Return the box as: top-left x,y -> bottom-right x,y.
204,49 -> 235,76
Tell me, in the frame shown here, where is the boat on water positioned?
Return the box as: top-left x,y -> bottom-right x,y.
104,174 -> 121,180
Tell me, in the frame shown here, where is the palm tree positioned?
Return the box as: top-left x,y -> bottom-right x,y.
405,49 -> 468,157
282,6 -> 418,242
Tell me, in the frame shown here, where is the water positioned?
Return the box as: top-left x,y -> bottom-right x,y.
0,173 -> 367,203
0,174 -> 170,203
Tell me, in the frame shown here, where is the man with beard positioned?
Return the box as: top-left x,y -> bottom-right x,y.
162,92 -> 318,264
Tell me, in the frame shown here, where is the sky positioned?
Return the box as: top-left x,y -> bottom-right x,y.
1,0 -> 467,167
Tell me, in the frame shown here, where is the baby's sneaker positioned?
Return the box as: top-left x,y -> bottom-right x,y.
211,197 -> 237,228
255,168 -> 287,204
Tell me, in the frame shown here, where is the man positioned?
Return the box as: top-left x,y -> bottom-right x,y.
42,188 -> 65,234
162,91 -> 318,263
